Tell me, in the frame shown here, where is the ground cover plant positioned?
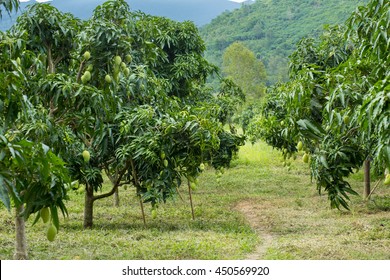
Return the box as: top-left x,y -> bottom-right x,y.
1,142 -> 389,260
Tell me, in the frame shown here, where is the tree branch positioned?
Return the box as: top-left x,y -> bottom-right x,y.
129,157 -> 141,192
76,60 -> 86,83
118,181 -> 131,187
92,161 -> 131,201
54,55 -> 65,66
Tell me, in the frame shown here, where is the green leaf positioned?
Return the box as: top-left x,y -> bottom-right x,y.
297,119 -> 324,139
51,206 -> 59,230
319,155 -> 329,169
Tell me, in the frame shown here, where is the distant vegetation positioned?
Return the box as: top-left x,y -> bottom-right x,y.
201,0 -> 368,85
222,42 -> 267,105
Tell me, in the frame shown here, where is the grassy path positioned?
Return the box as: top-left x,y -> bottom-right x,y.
235,200 -> 274,259
229,142 -> 390,260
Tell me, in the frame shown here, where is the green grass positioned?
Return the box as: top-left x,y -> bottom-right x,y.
1,141 -> 389,260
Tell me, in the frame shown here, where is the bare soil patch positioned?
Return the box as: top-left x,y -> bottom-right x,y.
235,199 -> 275,259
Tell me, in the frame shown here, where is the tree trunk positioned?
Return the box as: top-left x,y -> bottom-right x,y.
113,189 -> 120,207
14,205 -> 28,260
139,195 -> 146,225
364,159 -> 371,199
83,186 -> 94,229
47,45 -> 55,74
188,180 -> 195,220
82,164 -> 130,228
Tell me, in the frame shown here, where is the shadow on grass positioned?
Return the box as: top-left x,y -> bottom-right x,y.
62,215 -> 254,236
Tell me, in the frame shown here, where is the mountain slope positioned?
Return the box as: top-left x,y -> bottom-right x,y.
200,0 -> 368,85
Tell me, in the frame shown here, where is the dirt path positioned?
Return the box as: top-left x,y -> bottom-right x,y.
235,199 -> 275,260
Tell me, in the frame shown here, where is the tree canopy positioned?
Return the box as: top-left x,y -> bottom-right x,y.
1,0 -> 245,239
222,41 -> 266,105
248,0 -> 389,210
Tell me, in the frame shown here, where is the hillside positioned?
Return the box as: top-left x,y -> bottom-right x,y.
200,0 -> 368,85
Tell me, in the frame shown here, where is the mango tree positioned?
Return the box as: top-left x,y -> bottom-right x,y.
71,1 -> 245,227
0,22 -> 70,259
9,0 -> 245,229
248,0 -> 389,209
347,0 -> 390,193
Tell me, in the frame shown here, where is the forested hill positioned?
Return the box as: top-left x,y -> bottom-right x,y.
200,0 -> 368,85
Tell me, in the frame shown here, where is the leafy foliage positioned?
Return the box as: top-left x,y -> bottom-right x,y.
0,137 -> 70,225
201,0 -> 368,85
0,0 -> 19,19
0,20 -> 70,226
1,0 -> 245,230
248,0 -> 389,210
222,41 -> 266,105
